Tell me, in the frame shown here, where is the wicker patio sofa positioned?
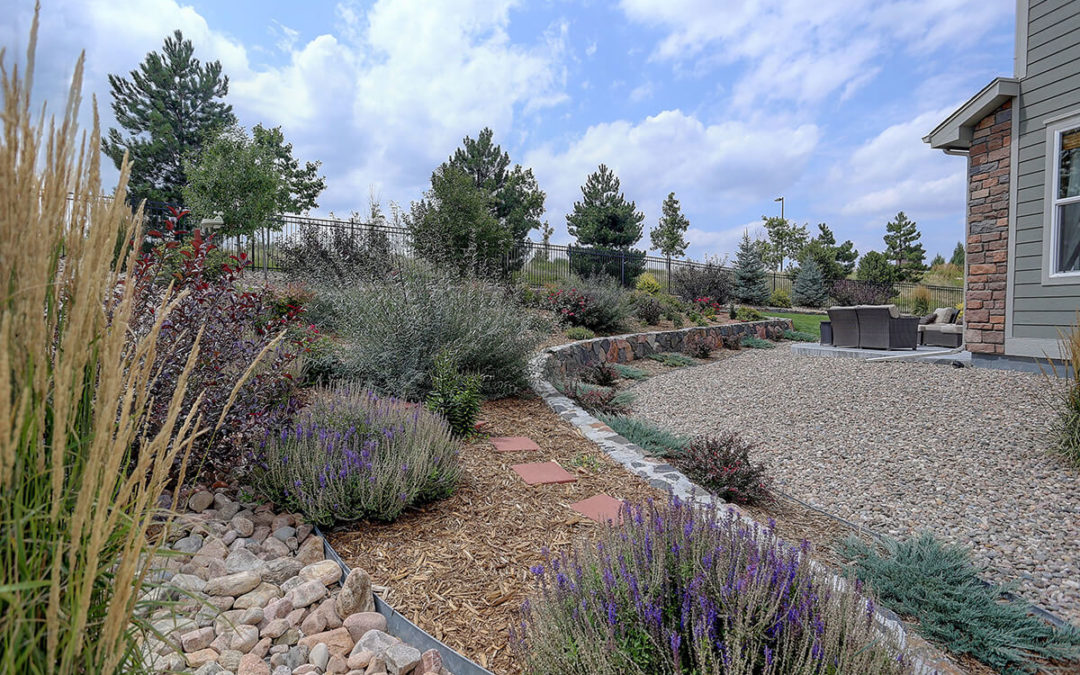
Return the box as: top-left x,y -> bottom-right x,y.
919,307 -> 964,347
826,305 -> 919,350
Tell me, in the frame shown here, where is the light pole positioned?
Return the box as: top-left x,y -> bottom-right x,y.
774,196 -> 784,222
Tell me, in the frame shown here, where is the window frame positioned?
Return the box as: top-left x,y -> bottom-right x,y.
1042,112 -> 1080,284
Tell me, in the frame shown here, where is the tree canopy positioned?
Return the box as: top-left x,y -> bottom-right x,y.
798,224 -> 857,283
856,250 -> 896,284
104,30 -> 235,205
650,192 -> 690,259
182,124 -> 325,236
950,241 -> 966,267
733,231 -> 770,305
566,164 -> 644,249
882,211 -> 927,282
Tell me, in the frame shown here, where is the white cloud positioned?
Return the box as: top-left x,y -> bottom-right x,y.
618,0 -> 1012,108
525,109 -> 819,255
629,82 -> 653,102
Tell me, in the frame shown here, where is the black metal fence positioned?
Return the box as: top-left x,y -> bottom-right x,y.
139,201 -> 964,311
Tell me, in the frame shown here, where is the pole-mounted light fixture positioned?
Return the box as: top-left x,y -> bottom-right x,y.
774,196 -> 784,221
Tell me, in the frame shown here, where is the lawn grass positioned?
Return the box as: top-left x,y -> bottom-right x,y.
765,311 -> 828,337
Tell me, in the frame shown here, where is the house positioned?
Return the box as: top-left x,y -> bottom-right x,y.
924,0 -> 1079,370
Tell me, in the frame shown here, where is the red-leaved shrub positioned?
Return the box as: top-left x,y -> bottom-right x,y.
676,432 -> 772,505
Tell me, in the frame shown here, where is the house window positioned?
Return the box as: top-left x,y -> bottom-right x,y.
1053,127 -> 1080,274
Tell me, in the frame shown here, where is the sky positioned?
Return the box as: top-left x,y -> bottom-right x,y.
0,0 -> 1016,262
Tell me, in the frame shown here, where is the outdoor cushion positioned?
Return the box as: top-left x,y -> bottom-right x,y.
856,304 -> 900,318
938,324 -> 963,334
919,313 -> 936,325
933,307 -> 953,324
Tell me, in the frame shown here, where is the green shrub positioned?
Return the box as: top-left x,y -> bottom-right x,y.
612,364 -> 648,380
740,335 -> 775,349
672,313 -> 684,328
598,415 -> 689,457
735,306 -> 764,321
154,240 -> 232,281
633,293 -> 663,325
544,275 -> 630,333
253,384 -> 461,526
565,381 -> 635,415
646,352 -> 696,367
564,326 -> 596,340
670,255 -> 732,304
676,432 -> 772,505
782,329 -> 817,342
839,532 -> 1080,674
424,352 -> 484,437
634,271 -> 662,295
768,288 -> 792,307
308,267 -> 547,399
728,302 -> 737,319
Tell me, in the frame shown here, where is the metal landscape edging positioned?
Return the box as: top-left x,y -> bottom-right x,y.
315,525 -> 496,675
529,322 -> 963,675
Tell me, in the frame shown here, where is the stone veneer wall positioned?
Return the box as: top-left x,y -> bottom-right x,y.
965,99 -> 1012,354
544,319 -> 792,380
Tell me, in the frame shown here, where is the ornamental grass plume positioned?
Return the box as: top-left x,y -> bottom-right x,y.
0,10 -> 265,672
514,496 -> 907,675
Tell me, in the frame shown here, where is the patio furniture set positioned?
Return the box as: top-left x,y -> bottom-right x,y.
820,305 -> 963,350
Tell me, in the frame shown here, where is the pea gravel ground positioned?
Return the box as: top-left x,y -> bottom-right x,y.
629,344 -> 1080,625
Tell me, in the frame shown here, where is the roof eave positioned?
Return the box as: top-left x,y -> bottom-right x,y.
923,77 -> 1020,151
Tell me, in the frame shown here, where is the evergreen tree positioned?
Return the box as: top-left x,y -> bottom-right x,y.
408,166 -> 505,276
733,231 -> 770,305
444,127 -> 545,245
856,250 -> 896,284
761,216 -> 809,273
950,241 -> 966,267
538,220 -> 554,261
566,164 -> 644,248
882,211 -> 927,282
798,223 -> 857,283
650,192 -> 690,259
792,257 -> 829,308
104,30 -> 235,205
931,253 -> 946,267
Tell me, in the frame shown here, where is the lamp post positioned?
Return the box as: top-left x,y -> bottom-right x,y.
774,196 -> 784,222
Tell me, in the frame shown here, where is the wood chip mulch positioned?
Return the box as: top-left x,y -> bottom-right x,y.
326,395 -> 666,674
326,392 -> 900,674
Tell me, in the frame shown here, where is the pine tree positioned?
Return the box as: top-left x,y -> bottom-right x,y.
733,232 -> 770,305
856,250 -> 896,284
931,253 -> 946,267
792,257 -> 829,307
566,164 -> 644,249
882,211 -> 927,282
799,223 -> 857,283
650,192 -> 690,259
103,30 -> 235,205
950,241 -> 966,267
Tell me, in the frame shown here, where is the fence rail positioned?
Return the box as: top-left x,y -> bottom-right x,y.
139,201 -> 964,311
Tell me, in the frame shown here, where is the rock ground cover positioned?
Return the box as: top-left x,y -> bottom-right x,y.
629,343 -> 1080,625
144,489 -> 453,675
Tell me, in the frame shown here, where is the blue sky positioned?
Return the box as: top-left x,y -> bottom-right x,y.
1,0 -> 1016,262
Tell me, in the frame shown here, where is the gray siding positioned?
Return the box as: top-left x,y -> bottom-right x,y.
1012,0 -> 1080,341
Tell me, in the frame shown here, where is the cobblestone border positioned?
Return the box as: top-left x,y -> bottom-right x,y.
529,320 -> 961,675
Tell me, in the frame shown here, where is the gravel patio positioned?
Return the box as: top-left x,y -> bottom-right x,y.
629,344 -> 1080,625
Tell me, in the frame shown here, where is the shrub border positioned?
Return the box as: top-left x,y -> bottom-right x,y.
529,319 -> 963,675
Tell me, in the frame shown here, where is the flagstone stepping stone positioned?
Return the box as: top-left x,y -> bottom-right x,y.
570,494 -> 624,524
491,436 -> 540,453
511,461 -> 576,485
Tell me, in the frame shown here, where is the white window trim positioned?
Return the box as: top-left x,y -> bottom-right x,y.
1042,111 -> 1080,285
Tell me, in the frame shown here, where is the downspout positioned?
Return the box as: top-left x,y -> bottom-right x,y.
869,147 -> 971,363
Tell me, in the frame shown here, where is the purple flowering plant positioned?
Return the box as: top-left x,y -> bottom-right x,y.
251,383 -> 461,526
513,495 -> 907,674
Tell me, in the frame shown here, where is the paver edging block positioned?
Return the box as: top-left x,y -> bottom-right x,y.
527,320 -> 961,675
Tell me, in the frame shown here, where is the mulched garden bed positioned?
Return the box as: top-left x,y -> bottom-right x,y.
328,392 -> 891,674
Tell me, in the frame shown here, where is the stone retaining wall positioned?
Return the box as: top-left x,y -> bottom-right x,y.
544,319 -> 793,379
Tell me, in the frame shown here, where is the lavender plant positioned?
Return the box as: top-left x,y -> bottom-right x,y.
515,496 -> 907,675
251,384 -> 461,526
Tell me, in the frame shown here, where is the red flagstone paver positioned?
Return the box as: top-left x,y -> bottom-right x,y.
570,494 -> 624,524
511,461 -> 576,485
491,436 -> 540,453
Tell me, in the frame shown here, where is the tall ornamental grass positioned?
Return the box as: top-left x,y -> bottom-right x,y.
1047,314 -> 1080,468
306,266 -> 547,399
0,13 -> 257,672
515,496 -> 907,675
252,384 -> 462,526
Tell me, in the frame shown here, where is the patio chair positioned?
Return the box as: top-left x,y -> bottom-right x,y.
854,305 -> 919,350
826,306 -> 860,347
